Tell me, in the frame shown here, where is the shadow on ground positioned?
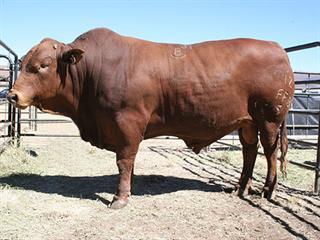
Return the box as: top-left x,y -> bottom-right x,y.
0,173 -> 225,201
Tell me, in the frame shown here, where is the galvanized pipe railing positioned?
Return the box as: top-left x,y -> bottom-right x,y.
0,55 -> 14,143
0,39 -> 19,147
285,41 -> 320,52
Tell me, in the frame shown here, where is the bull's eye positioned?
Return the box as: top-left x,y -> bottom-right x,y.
40,57 -> 53,69
26,57 -> 53,73
26,63 -> 40,73
40,63 -> 48,69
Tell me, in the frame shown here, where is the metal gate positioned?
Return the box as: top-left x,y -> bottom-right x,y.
0,39 -> 19,152
285,42 -> 320,194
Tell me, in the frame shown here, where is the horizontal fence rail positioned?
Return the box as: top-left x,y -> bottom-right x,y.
19,119 -> 72,123
289,109 -> 320,115
295,79 -> 320,85
285,41 -> 320,52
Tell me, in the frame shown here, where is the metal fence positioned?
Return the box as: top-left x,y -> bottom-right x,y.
285,42 -> 320,194
18,107 -> 76,138
287,73 -> 320,135
0,40 -> 19,152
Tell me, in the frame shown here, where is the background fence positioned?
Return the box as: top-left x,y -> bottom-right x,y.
0,40 -> 18,153
287,72 -> 320,136
285,42 -> 320,193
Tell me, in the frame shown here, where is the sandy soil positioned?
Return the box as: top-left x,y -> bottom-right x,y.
0,136 -> 319,240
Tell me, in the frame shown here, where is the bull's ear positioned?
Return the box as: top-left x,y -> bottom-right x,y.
61,48 -> 84,65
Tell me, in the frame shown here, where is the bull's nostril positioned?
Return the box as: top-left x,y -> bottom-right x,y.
7,93 -> 18,103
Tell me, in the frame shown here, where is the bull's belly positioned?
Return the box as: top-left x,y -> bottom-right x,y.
144,113 -> 252,146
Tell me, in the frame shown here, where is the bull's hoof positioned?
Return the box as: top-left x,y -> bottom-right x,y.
109,197 -> 129,209
233,185 -> 258,197
233,187 -> 248,197
261,187 -> 275,201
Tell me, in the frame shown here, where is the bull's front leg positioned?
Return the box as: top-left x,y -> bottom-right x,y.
110,144 -> 138,209
109,109 -> 148,209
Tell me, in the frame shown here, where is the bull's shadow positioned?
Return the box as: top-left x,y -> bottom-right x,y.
0,173 -> 223,203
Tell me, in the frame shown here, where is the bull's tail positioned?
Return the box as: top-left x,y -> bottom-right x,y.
279,120 -> 289,177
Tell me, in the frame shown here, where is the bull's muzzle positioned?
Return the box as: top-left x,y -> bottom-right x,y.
7,91 -> 18,104
6,90 -> 33,109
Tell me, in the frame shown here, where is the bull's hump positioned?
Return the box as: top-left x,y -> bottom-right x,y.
73,27 -> 119,43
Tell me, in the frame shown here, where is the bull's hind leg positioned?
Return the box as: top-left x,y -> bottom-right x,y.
259,122 -> 281,200
235,123 -> 258,196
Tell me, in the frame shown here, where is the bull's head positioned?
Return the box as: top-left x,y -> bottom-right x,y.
7,38 -> 84,114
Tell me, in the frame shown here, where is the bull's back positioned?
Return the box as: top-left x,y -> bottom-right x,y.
143,38 -> 293,138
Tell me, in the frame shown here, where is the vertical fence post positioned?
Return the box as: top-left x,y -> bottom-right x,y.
34,107 -> 38,131
315,112 -> 320,194
17,109 -> 21,147
13,57 -> 20,147
28,107 -> 32,129
7,61 -> 14,144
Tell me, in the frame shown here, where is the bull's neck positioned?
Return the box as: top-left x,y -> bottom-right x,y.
56,32 -> 127,120
56,61 -> 86,120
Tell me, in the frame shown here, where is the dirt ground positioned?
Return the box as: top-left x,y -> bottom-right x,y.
0,136 -> 319,240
